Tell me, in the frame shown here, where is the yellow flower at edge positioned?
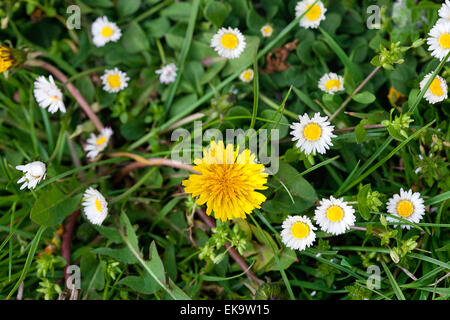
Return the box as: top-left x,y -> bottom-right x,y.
0,45 -> 16,73
182,141 -> 268,222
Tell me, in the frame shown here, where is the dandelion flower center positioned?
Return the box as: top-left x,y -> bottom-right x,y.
325,79 -> 341,90
305,4 -> 321,21
221,33 -> 239,49
291,222 -> 310,239
101,26 -> 114,37
430,78 -> 444,96
326,205 -> 344,222
182,141 -> 268,221
303,123 -> 322,141
95,199 -> 103,212
107,75 -> 121,88
397,200 -> 414,217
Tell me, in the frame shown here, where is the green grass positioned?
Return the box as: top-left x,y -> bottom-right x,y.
0,0 -> 448,301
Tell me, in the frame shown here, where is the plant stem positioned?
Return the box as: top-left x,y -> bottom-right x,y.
329,66 -> 381,121
197,209 -> 263,286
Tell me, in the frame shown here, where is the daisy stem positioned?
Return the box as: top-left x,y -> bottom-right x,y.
156,38 -> 166,65
329,66 -> 382,122
25,59 -> 104,132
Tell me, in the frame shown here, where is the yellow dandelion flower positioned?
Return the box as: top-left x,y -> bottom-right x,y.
0,45 -> 16,73
182,140 -> 268,222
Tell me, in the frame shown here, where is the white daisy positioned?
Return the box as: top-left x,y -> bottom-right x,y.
33,75 -> 66,114
16,161 -> 46,190
91,16 -> 122,47
281,215 -> 317,251
295,0 -> 327,29
84,127 -> 113,160
100,68 -> 129,93
82,187 -> 108,225
427,20 -> 450,61
438,0 -> 450,22
419,73 -> 448,104
318,73 -> 345,94
260,25 -> 274,37
290,113 -> 336,155
239,69 -> 254,82
155,63 -> 178,84
210,27 -> 246,59
314,196 -> 356,235
386,188 -> 425,229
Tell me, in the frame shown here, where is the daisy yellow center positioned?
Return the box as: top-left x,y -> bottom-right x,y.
303,123 -> 322,141
325,79 -> 341,90
263,27 -> 272,34
397,200 -> 414,218
326,205 -> 344,222
243,71 -> 253,80
291,222 -> 310,239
51,95 -> 60,101
96,136 -> 107,145
429,78 -> 444,96
221,33 -> 238,50
305,4 -> 321,21
31,174 -> 42,178
107,75 -> 121,88
101,26 -> 114,37
182,141 -> 268,222
95,199 -> 103,212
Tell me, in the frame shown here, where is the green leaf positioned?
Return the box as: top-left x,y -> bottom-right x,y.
30,188 -> 82,227
354,123 -> 367,144
204,1 -> 230,28
117,0 -> 141,17
352,91 -> 376,104
161,2 -> 192,22
122,22 -> 150,53
357,184 -> 371,220
92,247 -> 138,264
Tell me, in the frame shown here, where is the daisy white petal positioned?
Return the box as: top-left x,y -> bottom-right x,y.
84,127 -> 113,160
314,196 -> 356,235
290,112 -> 336,155
210,27 -> 246,59
155,63 -> 178,84
281,215 -> 317,251
438,0 -> 450,22
91,16 -> 122,47
386,188 -> 425,229
239,69 -> 254,82
16,161 -> 46,190
82,187 -> 108,225
33,75 -> 66,113
318,73 -> 345,94
295,0 -> 327,29
420,73 -> 448,104
100,68 -> 129,93
427,20 -> 450,61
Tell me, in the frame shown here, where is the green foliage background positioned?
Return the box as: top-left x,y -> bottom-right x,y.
0,0 -> 448,300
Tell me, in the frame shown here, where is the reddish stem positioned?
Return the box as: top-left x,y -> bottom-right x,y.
62,210 -> 81,282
